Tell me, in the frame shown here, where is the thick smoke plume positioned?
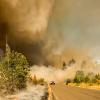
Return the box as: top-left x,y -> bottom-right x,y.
0,0 -> 54,38
0,0 -> 55,65
1,0 -> 100,66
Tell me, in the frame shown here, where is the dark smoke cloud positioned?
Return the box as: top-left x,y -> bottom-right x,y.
1,0 -> 100,66
0,0 -> 55,65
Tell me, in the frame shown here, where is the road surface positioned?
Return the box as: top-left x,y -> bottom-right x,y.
51,83 -> 100,100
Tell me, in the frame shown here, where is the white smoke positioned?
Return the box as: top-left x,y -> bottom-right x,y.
30,63 -> 100,83
30,65 -> 78,82
1,85 -> 47,100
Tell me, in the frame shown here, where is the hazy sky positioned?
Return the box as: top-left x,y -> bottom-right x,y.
47,0 -> 100,59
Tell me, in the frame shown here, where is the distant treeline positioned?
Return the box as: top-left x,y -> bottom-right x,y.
66,71 -> 100,85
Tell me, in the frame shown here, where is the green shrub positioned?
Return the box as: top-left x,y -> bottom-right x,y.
95,74 -> 100,80
84,72 -> 100,84
95,74 -> 100,84
0,45 -> 29,94
86,72 -> 95,83
65,79 -> 72,85
84,75 -> 90,83
30,75 -> 46,85
74,71 -> 85,83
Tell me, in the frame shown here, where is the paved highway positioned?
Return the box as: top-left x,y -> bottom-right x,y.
51,83 -> 100,100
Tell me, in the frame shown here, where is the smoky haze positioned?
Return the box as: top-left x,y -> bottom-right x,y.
47,0 -> 100,59
0,0 -> 100,65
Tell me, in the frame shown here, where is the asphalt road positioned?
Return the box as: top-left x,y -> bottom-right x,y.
51,83 -> 100,100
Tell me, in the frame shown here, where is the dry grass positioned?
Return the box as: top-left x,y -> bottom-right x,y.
67,83 -> 100,90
